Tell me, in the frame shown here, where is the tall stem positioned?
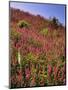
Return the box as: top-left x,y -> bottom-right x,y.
18,49 -> 21,68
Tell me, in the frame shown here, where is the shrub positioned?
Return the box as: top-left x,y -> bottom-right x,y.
18,20 -> 30,28
40,28 -> 48,36
21,52 -> 37,66
50,17 -> 59,29
26,52 -> 37,63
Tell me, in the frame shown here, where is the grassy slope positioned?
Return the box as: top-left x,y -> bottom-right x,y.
10,8 -> 66,88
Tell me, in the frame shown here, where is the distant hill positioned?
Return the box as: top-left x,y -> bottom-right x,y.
10,8 -> 65,31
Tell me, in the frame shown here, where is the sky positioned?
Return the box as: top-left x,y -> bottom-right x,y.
10,1 -> 66,26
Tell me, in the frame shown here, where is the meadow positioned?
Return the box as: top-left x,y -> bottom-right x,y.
10,8 -> 66,88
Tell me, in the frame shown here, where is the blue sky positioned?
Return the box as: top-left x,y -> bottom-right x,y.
10,2 -> 66,26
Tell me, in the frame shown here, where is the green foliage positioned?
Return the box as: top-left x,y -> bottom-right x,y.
59,64 -> 64,68
38,53 -> 46,65
21,56 -> 27,66
18,20 -> 30,28
10,28 -> 21,40
26,52 -> 37,63
60,55 -> 65,62
32,68 -> 37,73
12,47 -> 18,60
40,28 -> 48,36
21,52 -> 37,66
26,52 -> 35,60
50,60 -> 57,66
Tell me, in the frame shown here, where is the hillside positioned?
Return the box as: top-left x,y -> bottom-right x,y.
10,8 -> 66,88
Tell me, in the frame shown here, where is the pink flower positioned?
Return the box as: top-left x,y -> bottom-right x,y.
53,66 -> 58,80
25,68 -> 30,80
48,64 -> 52,75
